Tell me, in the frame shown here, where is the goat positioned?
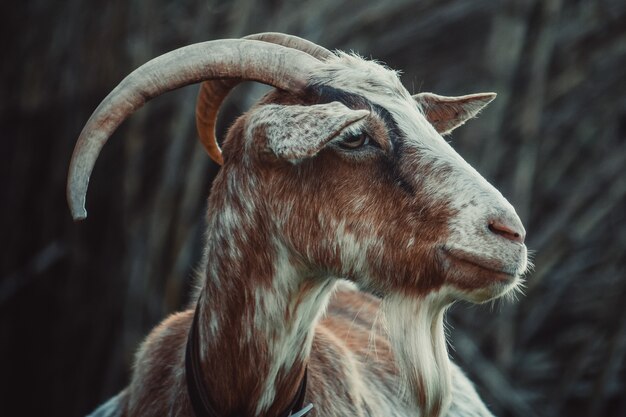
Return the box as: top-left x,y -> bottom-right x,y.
68,33 -> 528,417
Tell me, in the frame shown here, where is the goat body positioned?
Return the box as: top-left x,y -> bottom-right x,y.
72,34 -> 528,417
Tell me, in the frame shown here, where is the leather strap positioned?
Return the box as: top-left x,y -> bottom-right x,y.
184,296 -> 312,417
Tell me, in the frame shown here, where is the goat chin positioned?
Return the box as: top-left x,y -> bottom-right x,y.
381,292 -> 452,417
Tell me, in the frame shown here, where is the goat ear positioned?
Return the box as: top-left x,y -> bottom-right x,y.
249,102 -> 369,162
413,92 -> 496,134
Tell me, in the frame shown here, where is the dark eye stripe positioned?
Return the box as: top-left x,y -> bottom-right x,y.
310,84 -> 405,153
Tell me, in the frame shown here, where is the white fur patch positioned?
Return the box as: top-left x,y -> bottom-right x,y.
254,240 -> 337,414
382,292 -> 452,417
447,363 -> 496,417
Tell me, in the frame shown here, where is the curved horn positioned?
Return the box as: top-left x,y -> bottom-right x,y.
245,32 -> 332,60
196,33 -> 333,165
68,39 -> 318,220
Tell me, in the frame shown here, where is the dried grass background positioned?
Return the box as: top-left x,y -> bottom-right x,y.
1,1 -> 625,416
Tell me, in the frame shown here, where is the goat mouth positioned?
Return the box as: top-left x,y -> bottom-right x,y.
439,247 -> 517,282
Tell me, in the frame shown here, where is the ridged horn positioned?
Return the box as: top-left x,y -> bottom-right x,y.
68,39 -> 318,220
196,33 -> 333,165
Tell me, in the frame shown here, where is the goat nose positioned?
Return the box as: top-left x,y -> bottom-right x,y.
488,216 -> 526,244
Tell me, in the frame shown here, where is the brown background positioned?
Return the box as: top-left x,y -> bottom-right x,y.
1,1 -> 625,416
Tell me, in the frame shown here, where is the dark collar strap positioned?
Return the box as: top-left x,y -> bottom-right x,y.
184,297 -> 312,417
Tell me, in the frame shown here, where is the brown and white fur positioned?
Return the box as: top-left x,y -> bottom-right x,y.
88,52 -> 527,417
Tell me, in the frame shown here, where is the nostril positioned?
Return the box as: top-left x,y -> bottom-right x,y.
488,219 -> 525,243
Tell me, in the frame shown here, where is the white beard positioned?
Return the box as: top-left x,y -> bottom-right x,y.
382,292 -> 452,417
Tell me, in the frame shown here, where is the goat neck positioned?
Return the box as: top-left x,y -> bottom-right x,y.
196,152 -> 335,417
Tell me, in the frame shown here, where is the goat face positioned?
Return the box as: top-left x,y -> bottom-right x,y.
222,53 -> 528,304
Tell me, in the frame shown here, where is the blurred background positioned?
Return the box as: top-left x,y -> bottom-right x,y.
1,0 -> 625,416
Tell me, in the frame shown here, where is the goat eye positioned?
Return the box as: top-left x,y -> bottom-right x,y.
339,133 -> 371,150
